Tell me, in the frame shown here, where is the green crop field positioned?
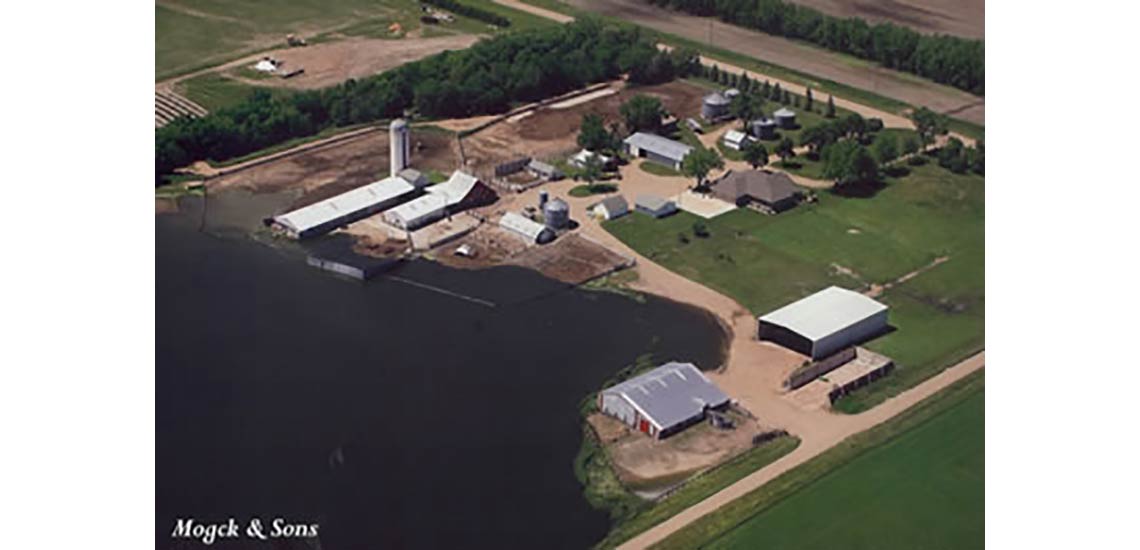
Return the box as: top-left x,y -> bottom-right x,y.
704,381 -> 983,550
653,370 -> 984,550
604,162 -> 983,411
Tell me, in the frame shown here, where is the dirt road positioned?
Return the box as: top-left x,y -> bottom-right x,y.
536,0 -> 984,125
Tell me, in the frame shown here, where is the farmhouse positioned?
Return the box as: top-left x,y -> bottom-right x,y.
635,194 -> 678,218
591,195 -> 629,220
710,170 -> 802,213
722,129 -> 752,151
271,176 -> 416,239
598,362 -> 730,439
623,132 -> 693,170
382,171 -> 496,230
759,286 -> 889,360
499,212 -> 555,244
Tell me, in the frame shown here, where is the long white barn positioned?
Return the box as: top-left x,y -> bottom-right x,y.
271,177 -> 416,239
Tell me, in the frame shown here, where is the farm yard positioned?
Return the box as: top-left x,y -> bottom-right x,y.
604,161 -> 984,412
459,79 -> 707,175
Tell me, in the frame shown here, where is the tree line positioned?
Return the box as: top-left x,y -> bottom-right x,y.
423,0 -> 511,28
156,19 -> 673,184
645,0 -> 984,95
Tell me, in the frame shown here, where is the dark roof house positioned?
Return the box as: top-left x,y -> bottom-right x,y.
710,170 -> 802,213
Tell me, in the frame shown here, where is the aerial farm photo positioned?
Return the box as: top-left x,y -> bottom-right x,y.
153,1 -> 985,548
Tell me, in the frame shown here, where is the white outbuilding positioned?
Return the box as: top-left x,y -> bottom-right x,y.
591,195 -> 629,221
758,286 -> 889,360
722,129 -> 752,151
499,212 -> 555,244
598,362 -> 730,439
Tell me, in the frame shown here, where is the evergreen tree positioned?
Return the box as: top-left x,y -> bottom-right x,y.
826,95 -> 837,118
805,87 -> 814,111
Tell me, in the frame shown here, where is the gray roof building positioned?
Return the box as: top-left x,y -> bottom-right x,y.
592,195 -> 630,220
635,194 -> 678,218
711,170 -> 802,212
759,286 -> 889,359
599,362 -> 730,438
623,132 -> 694,169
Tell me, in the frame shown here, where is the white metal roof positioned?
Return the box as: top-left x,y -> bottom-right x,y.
759,286 -> 888,342
602,362 -> 729,430
383,193 -> 447,225
623,132 -> 694,162
724,129 -> 749,144
774,107 -> 796,117
499,212 -> 550,243
274,177 -> 415,234
426,171 -> 480,206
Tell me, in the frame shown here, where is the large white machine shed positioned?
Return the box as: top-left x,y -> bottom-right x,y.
758,286 -> 889,359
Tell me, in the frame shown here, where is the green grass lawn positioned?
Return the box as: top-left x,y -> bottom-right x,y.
704,379 -> 983,550
654,369 -> 983,550
604,162 -> 983,411
570,183 -> 619,197
639,161 -> 685,178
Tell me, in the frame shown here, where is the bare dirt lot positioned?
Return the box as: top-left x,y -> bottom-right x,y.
788,0 -> 983,39
208,127 -> 459,210
224,35 -> 480,90
590,407 -> 773,490
561,0 -> 984,124
461,79 -> 706,173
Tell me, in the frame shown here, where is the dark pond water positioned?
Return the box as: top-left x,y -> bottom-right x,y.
156,193 -> 727,549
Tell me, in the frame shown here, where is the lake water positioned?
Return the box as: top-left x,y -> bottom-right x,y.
156,193 -> 727,549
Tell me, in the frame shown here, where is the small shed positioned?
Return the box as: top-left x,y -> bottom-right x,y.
773,107 -> 797,129
750,118 -> 778,140
500,212 -> 555,244
591,195 -> 629,220
722,129 -> 752,151
527,159 -> 563,181
635,194 -> 678,218
397,168 -> 429,188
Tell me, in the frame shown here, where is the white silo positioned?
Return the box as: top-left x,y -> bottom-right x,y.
389,119 -> 410,177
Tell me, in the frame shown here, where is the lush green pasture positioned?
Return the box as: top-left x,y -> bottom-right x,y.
705,380 -> 983,550
654,370 -> 984,550
604,162 -> 983,410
